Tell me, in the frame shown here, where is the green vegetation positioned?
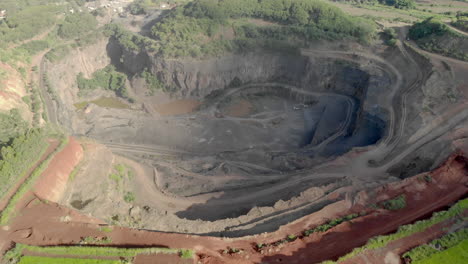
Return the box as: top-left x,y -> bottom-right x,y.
58,12 -> 98,39
127,0 -> 191,15
108,0 -> 376,59
0,129 -> 48,199
452,12 -> 468,32
80,236 -> 112,245
0,109 -> 28,143
16,40 -> 50,56
409,17 -> 449,40
412,240 -> 468,264
0,5 -> 61,43
109,164 -> 132,184
99,226 -> 113,233
382,28 -> 397,46
148,0 -> 375,58
303,213 -> 360,236
9,244 -> 192,259
381,194 -> 406,211
45,45 -> 71,62
141,68 -> 165,95
18,256 -> 121,264
334,0 -> 415,9
403,229 -> 468,263
0,134 -> 68,225
409,17 -> 468,61
77,66 -> 130,100
324,198 -> 468,263
123,192 -> 136,203
180,249 -> 194,259
74,97 -> 130,110
104,23 -> 157,53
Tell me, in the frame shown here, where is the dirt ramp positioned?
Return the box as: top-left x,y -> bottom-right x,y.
34,137 -> 83,202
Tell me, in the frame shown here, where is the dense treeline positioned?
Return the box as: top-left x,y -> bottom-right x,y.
452,12 -> 468,32
0,109 -> 28,144
143,0 -> 375,58
127,0 -> 191,15
77,65 -> 130,100
58,12 -> 98,39
0,129 -> 48,199
0,5 -> 61,43
104,24 -> 157,53
403,229 -> 468,262
409,17 -> 468,61
332,0 -> 415,9
409,17 -> 448,40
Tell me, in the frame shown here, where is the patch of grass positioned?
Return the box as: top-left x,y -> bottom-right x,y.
18,256 -> 121,264
0,108 -> 28,143
0,135 -> 68,225
45,45 -> 71,62
123,192 -> 135,203
413,239 -> 468,264
303,213 -> 360,236
74,97 -> 130,110
21,244 -> 186,257
403,229 -> 468,262
324,198 -> 468,263
179,249 -> 194,259
80,236 -> 112,245
77,65 -> 130,100
99,226 -> 113,233
381,194 -> 406,211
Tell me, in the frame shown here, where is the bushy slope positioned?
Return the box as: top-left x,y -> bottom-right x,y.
410,17 -> 468,61
109,0 -> 375,59
149,0 -> 375,58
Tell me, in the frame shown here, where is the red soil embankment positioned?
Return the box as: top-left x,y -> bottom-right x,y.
0,140 -> 59,211
254,154 -> 468,264
33,137 -> 83,203
3,152 -> 467,264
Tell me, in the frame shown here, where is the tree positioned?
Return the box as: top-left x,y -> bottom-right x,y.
394,0 -> 415,9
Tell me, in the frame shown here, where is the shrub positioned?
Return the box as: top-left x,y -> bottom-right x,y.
409,17 -> 448,40
77,66 -> 130,100
123,192 -> 135,203
58,12 -> 98,39
381,195 -> 406,211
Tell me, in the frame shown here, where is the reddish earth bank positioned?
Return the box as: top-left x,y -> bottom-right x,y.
0,140 -> 59,211
0,141 -> 466,263
34,137 -> 83,202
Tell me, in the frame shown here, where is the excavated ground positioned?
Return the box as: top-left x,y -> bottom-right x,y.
42,30 -> 468,238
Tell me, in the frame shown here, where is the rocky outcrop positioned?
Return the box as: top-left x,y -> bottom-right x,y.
119,49 -> 373,100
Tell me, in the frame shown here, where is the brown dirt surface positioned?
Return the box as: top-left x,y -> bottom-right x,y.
34,137 -> 83,202
134,254 -> 193,264
0,139 -> 59,211
155,99 -> 201,116
0,153 -> 465,264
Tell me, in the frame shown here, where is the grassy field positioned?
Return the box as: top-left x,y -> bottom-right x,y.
414,240 -> 468,264
4,243 -> 194,264
0,135 -> 68,225
18,256 -> 121,264
320,198 -> 468,263
74,97 -> 130,110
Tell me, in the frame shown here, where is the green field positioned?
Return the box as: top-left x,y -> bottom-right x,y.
414,240 -> 468,264
74,97 -> 130,110
18,256 -> 121,264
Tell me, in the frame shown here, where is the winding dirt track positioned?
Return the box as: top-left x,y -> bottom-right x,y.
101,43 -> 468,237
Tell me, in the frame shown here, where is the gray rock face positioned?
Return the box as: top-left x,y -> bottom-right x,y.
119,50 -> 371,100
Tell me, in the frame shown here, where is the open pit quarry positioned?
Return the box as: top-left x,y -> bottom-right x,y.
40,26 -> 467,238
0,1 -> 467,264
